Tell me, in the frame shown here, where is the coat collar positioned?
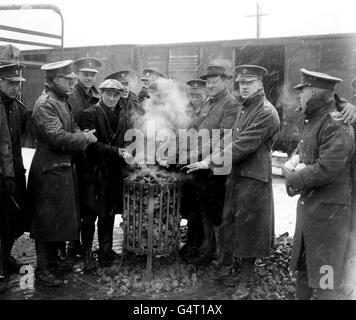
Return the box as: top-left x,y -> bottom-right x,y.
0,89 -> 15,107
45,81 -> 68,100
239,89 -> 265,109
75,81 -> 100,102
304,93 -> 335,119
207,88 -> 229,104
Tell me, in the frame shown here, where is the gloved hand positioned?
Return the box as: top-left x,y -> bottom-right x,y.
2,177 -> 16,196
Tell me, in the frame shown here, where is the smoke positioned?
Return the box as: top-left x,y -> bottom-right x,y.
128,77 -> 192,166
138,78 -> 191,135
276,83 -> 300,111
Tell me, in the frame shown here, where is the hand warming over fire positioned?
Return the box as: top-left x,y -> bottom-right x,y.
118,148 -> 132,159
185,160 -> 209,173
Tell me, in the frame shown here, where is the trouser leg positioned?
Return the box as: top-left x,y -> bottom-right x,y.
81,209 -> 97,252
240,257 -> 256,282
35,241 -> 52,271
98,215 -> 115,255
186,210 -> 204,248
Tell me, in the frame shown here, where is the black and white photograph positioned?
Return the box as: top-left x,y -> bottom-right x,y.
0,0 -> 356,305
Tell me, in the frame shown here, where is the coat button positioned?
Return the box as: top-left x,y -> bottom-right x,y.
301,201 -> 304,205
300,139 -> 304,143
305,119 -> 309,123
236,128 -> 239,131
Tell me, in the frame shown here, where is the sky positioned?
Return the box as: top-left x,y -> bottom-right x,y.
0,0 -> 355,49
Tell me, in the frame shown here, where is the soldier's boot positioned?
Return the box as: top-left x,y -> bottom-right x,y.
67,240 -> 83,260
232,258 -> 256,300
83,249 -> 97,274
212,264 -> 235,283
35,268 -> 64,287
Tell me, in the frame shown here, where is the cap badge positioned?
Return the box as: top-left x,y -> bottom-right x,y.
88,62 -> 92,68
242,68 -> 248,74
15,70 -> 19,76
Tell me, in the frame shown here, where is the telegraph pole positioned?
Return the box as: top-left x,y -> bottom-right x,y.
246,2 -> 269,38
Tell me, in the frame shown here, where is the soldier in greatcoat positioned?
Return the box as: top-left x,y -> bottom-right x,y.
283,69 -> 355,299
187,65 -> 280,300
0,64 -> 28,282
27,60 -> 97,286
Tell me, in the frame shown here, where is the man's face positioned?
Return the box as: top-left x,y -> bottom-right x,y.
142,79 -> 150,89
78,71 -> 97,89
206,76 -> 227,97
54,76 -> 76,94
238,79 -> 261,99
120,82 -> 130,99
0,78 -> 21,99
298,87 -> 314,112
189,91 -> 207,109
101,89 -> 121,108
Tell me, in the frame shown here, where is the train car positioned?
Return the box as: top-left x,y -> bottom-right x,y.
15,32 -> 356,154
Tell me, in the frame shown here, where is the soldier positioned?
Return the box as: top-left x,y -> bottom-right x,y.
180,79 -> 208,259
27,60 -> 97,286
0,91 -> 15,292
138,68 -> 166,102
69,57 -> 101,123
66,57 -> 102,260
78,79 -> 131,271
187,65 -> 280,300
183,66 -> 238,265
185,79 -> 209,130
0,64 -> 28,280
282,69 -> 354,300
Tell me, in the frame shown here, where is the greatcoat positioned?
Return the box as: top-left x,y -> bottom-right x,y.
287,94 -> 354,288
27,83 -> 89,241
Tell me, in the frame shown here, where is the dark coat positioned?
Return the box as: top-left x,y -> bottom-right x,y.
211,90 -> 280,258
191,89 -> 239,226
0,90 -> 28,237
0,100 -> 15,234
78,101 -> 126,217
287,94 -> 354,288
27,83 -> 89,242
187,88 -> 238,163
68,81 -> 100,123
0,103 -> 14,180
